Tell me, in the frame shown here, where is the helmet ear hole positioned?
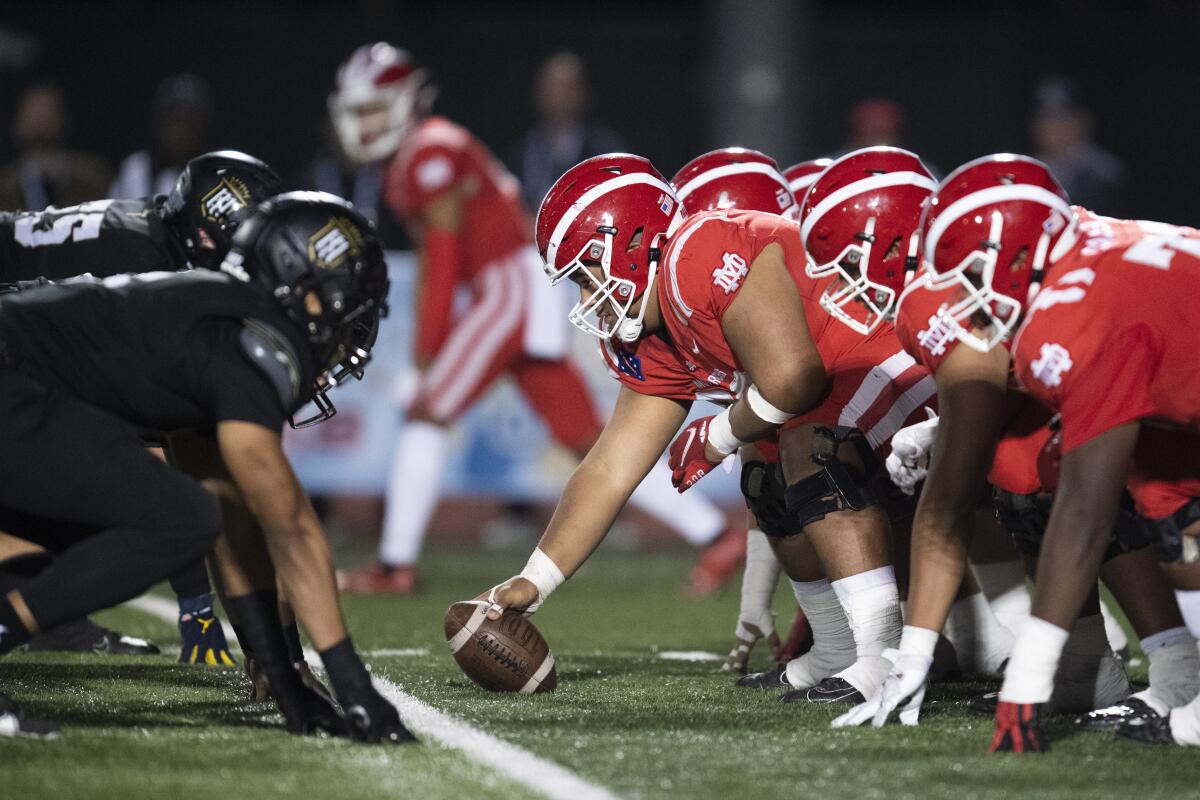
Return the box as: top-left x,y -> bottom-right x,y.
626,227 -> 644,252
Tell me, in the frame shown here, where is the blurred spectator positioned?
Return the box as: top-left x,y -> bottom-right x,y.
109,74 -> 213,199
509,52 -> 625,212
843,97 -> 904,150
1031,76 -> 1123,215
297,119 -> 409,249
0,80 -> 110,210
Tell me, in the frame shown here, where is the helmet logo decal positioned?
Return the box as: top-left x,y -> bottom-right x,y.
657,193 -> 674,216
201,177 -> 250,222
309,217 -> 363,269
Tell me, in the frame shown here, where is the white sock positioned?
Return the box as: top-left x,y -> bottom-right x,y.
1000,616 -> 1069,704
378,421 -> 449,566
943,592 -> 1013,674
1053,613 -> 1130,711
627,460 -> 726,546
970,560 -> 1031,637
784,578 -> 855,688
1174,589 -> 1200,639
1169,692 -> 1200,746
1137,627 -> 1200,712
1100,596 -> 1130,654
829,566 -> 902,697
735,529 -> 782,637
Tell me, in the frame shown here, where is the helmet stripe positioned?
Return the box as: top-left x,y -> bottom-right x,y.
674,162 -> 790,203
922,184 -> 1073,268
787,172 -> 823,195
546,172 -> 676,268
800,171 -> 936,245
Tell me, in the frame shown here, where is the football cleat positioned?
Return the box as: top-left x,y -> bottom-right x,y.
1115,713 -> 1174,745
782,676 -> 865,705
736,663 -> 791,690
338,563 -> 418,595
178,608 -> 236,667
1076,696 -> 1162,732
990,701 -> 1048,753
968,691 -> 999,716
0,693 -> 58,739
26,617 -> 159,656
686,525 -> 746,598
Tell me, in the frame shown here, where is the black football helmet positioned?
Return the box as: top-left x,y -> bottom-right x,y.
226,191 -> 390,427
163,150 -> 283,270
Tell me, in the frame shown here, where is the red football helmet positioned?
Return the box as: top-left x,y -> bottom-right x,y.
536,153 -> 683,342
921,153 -> 1074,352
799,147 -> 936,334
783,158 -> 832,203
670,148 -> 797,219
328,43 -> 434,164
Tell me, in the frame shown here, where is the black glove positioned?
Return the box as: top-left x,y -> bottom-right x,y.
321,638 -> 416,744
228,592 -> 347,737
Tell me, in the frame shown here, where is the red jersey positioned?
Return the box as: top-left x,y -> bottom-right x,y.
383,116 -> 530,281
1012,214 -> 1200,455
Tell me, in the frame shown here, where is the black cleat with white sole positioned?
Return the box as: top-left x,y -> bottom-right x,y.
0,693 -> 59,739
1076,697 -> 1162,732
1116,712 -> 1174,745
26,617 -> 159,656
736,663 -> 790,690
781,676 -> 865,705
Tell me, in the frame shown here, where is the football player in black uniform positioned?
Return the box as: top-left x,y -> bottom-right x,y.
0,192 -> 411,742
0,150 -> 282,666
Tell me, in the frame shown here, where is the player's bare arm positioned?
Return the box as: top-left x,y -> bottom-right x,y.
216,420 -> 348,650
906,343 -> 1009,633
719,242 -> 827,454
484,386 -> 689,618
411,188 -> 464,372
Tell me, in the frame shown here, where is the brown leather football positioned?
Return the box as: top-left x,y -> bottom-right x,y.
444,601 -> 557,693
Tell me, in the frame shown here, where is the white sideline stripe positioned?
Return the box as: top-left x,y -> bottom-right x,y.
365,648 -> 430,658
124,595 -> 620,800
658,650 -> 722,662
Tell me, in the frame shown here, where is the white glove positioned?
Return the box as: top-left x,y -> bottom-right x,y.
831,644 -> 934,728
885,407 -> 939,496
721,609 -> 779,674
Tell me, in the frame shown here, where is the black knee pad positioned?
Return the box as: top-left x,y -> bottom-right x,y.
740,460 -> 802,538
994,487 -> 1141,562
784,426 -> 881,529
1141,498 -> 1200,563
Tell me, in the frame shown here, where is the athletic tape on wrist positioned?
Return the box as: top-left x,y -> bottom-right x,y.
520,547 -> 566,604
899,625 -> 941,659
999,616 -> 1069,704
707,410 -> 745,457
746,384 -> 795,425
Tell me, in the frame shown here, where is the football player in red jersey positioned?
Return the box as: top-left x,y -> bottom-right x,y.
870,155 -> 1200,750
480,151 -> 943,704
328,44 -> 743,597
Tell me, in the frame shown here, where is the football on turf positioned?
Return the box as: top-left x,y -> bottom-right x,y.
444,600 -> 557,693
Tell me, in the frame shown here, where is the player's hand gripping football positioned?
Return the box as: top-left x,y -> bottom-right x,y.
885,407 -> 938,496
721,610 -> 781,674
669,416 -> 729,492
477,577 -> 541,621
831,647 -> 932,728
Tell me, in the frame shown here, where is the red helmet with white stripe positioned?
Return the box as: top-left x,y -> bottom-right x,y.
921,153 -> 1074,352
536,153 -> 683,342
671,148 -> 797,219
783,158 -> 832,203
328,43 -> 433,164
799,147 -> 936,334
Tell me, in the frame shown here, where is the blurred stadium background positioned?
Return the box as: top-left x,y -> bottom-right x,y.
3,0 -> 1198,548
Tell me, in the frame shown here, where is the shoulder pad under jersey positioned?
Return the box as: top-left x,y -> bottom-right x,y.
239,318 -> 305,411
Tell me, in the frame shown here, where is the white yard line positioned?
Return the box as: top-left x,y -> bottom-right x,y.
124,595 -> 620,800
658,650 -> 722,662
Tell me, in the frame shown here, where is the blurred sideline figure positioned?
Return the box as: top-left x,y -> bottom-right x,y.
329,43 -> 744,596
109,74 -> 214,200
0,80 -> 109,210
1031,76 -> 1124,216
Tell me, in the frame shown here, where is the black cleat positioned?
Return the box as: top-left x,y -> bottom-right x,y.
1076,697 -> 1161,732
968,691 -> 999,716
1116,713 -> 1174,745
0,693 -> 59,739
26,617 -> 159,656
736,663 -> 790,690
781,677 -> 865,705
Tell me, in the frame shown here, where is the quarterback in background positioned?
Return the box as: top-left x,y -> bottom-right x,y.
329,43 -> 743,597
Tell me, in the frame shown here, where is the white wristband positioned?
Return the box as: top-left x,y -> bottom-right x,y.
707,409 -> 745,457
898,625 -> 941,659
520,547 -> 566,603
746,384 -> 795,425
998,616 -> 1069,704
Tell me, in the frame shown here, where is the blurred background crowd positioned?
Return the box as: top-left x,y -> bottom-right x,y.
0,0 -> 1194,550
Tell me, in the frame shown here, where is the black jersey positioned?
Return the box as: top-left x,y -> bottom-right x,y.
0,270 -> 316,435
0,197 -> 187,282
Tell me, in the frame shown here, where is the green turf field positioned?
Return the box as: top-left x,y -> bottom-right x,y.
1,547 -> 1193,800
